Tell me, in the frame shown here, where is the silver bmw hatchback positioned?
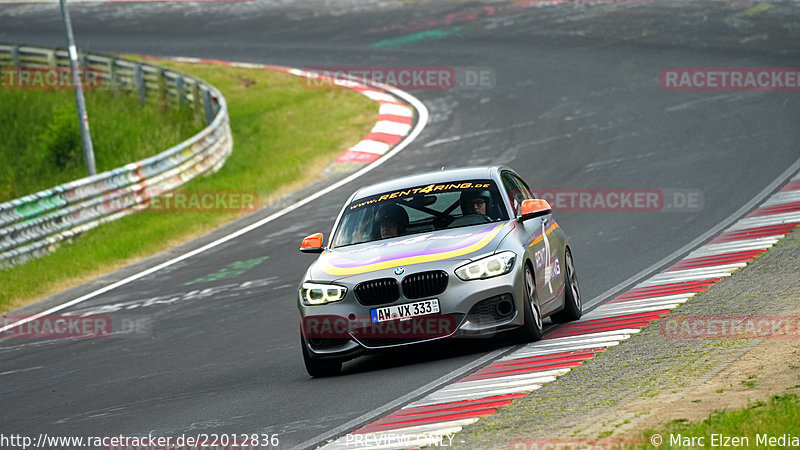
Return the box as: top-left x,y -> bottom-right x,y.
297,166 -> 581,376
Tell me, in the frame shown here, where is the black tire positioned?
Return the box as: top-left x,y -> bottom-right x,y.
514,261 -> 544,343
551,248 -> 582,323
301,334 -> 342,377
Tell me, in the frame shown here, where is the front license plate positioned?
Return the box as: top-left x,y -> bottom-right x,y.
370,299 -> 440,323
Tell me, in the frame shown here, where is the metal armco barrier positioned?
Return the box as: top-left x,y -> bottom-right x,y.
0,44 -> 233,269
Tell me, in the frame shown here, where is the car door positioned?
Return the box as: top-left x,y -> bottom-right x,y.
501,172 -> 562,313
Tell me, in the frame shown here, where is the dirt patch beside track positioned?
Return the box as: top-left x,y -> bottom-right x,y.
598,336 -> 800,439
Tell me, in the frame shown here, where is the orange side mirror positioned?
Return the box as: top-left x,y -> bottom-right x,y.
519,199 -> 552,221
300,233 -> 324,253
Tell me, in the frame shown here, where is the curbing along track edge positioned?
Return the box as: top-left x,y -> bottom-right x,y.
0,58 -> 429,334
162,57 -> 418,172
314,164 -> 800,450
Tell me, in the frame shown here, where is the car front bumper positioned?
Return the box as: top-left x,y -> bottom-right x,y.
299,264 -> 527,360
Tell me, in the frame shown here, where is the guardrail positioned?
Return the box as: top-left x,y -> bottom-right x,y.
0,44 -> 233,269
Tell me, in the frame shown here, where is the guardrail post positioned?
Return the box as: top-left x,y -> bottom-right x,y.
156,68 -> 167,110
202,89 -> 214,125
192,80 -> 200,122
109,58 -> 118,91
46,49 -> 57,67
11,46 -> 20,67
134,64 -> 146,106
175,76 -> 185,109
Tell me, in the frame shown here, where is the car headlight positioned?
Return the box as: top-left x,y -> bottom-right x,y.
455,251 -> 517,281
299,282 -> 347,305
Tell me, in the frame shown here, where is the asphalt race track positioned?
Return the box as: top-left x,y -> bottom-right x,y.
1,0 -> 799,448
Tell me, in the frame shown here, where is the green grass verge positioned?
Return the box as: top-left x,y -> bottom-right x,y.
643,394 -> 800,448
0,59 -> 377,313
0,88 -> 201,201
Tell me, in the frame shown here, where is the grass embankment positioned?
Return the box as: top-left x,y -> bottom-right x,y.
0,60 -> 377,312
0,89 -> 200,201
643,394 -> 800,448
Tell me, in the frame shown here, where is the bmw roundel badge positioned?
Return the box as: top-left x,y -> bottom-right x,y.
394,267 -> 404,275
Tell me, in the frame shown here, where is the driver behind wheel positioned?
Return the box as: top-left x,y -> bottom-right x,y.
460,190 -> 490,217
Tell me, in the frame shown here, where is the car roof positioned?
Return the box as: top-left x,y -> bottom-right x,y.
351,166 -> 513,199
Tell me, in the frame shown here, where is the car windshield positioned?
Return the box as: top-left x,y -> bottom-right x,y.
331,180 -> 509,248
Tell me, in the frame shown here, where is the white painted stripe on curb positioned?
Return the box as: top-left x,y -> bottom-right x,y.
637,264 -> 746,286
417,385 -> 543,405
439,376 -> 558,394
509,339 -> 622,357
452,369 -> 572,387
607,294 -> 695,306
761,191 -> 800,205
686,238 -> 780,258
727,212 -> 800,230
506,342 -> 621,360
371,121 -> 413,136
583,304 -> 683,320
638,272 -> 735,285
539,328 -> 642,342
379,103 -> 414,117
592,295 -> 692,310
350,140 -> 391,155
584,307 -> 679,321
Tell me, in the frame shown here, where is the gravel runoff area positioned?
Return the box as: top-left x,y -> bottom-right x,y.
453,224 -> 800,449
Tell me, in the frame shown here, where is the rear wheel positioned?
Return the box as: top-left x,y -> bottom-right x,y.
301,334 -> 342,377
551,248 -> 582,323
514,262 -> 544,343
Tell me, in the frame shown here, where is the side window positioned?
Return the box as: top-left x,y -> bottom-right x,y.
511,174 -> 535,199
501,172 -> 527,214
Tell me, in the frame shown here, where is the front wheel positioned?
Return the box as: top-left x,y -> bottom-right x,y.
301,334 -> 342,377
551,248 -> 582,323
514,262 -> 544,343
